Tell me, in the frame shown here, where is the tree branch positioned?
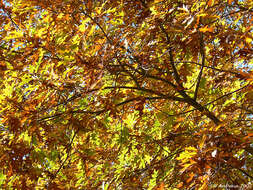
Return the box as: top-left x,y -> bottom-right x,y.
236,167 -> 253,180
174,61 -> 240,76
104,86 -> 185,101
47,128 -> 79,187
194,30 -> 205,100
80,10 -> 113,45
38,94 -> 183,122
207,85 -> 249,105
159,23 -> 182,87
77,11 -> 220,125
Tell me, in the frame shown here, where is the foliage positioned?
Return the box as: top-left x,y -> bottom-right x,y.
0,0 -> 253,189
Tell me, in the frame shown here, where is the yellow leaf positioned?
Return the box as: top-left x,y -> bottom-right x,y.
150,6 -> 158,15
174,123 -> 181,130
79,24 -> 85,32
88,25 -> 96,37
4,31 -> 23,40
79,18 -> 90,32
119,11 -> 124,17
96,38 -> 106,44
177,147 -> 197,162
57,13 -> 64,19
72,35 -> 80,45
106,7 -> 117,14
185,146 -> 197,152
154,0 -> 163,3
199,182 -> 208,190
245,37 -> 252,44
180,163 -> 192,173
197,13 -> 208,17
36,27 -> 47,38
210,124 -> 222,131
199,175 -> 209,190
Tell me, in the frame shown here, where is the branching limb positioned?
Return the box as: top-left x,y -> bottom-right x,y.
79,8 -> 220,125
158,24 -> 220,123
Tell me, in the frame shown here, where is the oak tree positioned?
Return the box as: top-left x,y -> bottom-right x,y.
0,0 -> 252,189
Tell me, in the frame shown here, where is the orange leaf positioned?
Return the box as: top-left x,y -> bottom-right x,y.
228,0 -> 233,4
94,45 -> 101,52
244,133 -> 253,140
0,154 -> 6,162
186,173 -> 195,183
177,117 -> 184,122
0,62 -> 7,71
238,71 -> 252,80
154,0 -> 163,3
177,182 -> 183,188
238,42 -> 244,48
199,26 -> 214,33
207,0 -> 214,6
157,182 -> 165,190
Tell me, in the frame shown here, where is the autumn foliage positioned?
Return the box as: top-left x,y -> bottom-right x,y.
0,0 -> 253,189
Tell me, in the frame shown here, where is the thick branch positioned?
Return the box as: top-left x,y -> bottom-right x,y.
160,85 -> 249,117
185,96 -> 221,125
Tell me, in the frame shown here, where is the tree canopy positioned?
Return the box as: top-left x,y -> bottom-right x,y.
0,0 -> 253,189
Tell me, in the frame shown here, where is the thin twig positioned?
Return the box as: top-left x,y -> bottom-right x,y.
174,61 -> 240,76
160,23 -> 182,87
194,28 -> 205,100
47,128 -> 79,188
